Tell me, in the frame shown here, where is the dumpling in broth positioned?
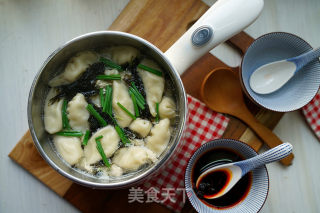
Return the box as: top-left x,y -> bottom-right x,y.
138,59 -> 164,117
112,80 -> 134,128
109,164 -> 123,177
53,135 -> 83,165
112,146 -> 157,171
84,125 -> 120,164
159,96 -> 176,119
111,46 -> 139,65
145,118 -> 171,157
90,95 -> 101,107
129,118 -> 152,138
49,51 -> 98,87
76,157 -> 93,173
67,93 -> 90,132
44,88 -> 63,134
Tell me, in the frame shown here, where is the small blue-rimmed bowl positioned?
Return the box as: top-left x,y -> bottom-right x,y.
240,32 -> 320,112
185,139 -> 269,213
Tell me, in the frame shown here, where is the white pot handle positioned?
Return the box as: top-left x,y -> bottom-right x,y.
164,0 -> 264,75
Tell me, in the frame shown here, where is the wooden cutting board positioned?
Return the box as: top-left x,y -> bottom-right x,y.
9,0 -> 284,212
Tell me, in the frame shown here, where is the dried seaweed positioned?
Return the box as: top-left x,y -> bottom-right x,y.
50,62 -> 105,103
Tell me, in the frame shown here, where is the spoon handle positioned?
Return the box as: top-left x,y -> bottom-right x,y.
236,110 -> 294,166
235,143 -> 293,176
288,47 -> 320,71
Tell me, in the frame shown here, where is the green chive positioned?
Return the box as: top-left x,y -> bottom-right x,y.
62,99 -> 70,129
99,88 -> 105,108
135,98 -> 145,110
86,104 -> 107,127
129,87 -> 143,104
107,86 -> 113,115
102,86 -> 110,112
103,85 -> 112,114
82,130 -> 90,146
129,87 -> 145,110
108,113 -> 118,126
115,125 -> 130,145
95,135 -> 103,141
100,57 -> 123,71
131,82 -> 145,103
106,113 -> 130,145
56,131 -> 83,137
95,137 -> 110,167
117,102 -> 136,120
138,64 -> 162,76
108,88 -> 113,115
155,102 -> 160,122
129,91 -> 139,117
96,74 -> 121,80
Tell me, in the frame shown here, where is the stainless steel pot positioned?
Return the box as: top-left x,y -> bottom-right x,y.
28,0 -> 263,189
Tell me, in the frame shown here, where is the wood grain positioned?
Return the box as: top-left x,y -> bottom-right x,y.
8,131 -> 73,196
8,0 -> 286,212
109,0 -> 208,52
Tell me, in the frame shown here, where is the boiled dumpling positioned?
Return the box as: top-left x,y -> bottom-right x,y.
90,95 -> 101,107
44,88 -> 63,134
112,80 -> 134,127
84,125 -> 120,164
53,135 -> 83,165
159,96 -> 176,119
76,157 -> 93,173
49,51 -> 98,87
129,118 -> 152,138
138,59 -> 164,117
145,118 -> 171,157
113,146 -> 157,171
67,93 -> 89,132
109,164 -> 123,177
105,68 -> 119,75
111,46 -> 139,65
130,139 -> 145,146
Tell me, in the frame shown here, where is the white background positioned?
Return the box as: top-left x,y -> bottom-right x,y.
0,0 -> 319,212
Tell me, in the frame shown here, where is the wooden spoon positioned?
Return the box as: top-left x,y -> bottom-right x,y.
200,68 -> 294,166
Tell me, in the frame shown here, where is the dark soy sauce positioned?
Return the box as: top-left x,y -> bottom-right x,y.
192,148 -> 252,209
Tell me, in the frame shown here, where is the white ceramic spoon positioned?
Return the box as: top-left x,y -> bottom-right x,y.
196,143 -> 293,199
249,48 -> 320,94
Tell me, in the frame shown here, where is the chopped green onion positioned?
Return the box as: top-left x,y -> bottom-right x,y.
131,82 -> 145,103
115,125 -> 130,145
96,74 -> 121,80
86,104 -> 107,127
129,87 -> 144,106
95,135 -> 103,141
129,91 -> 139,117
106,112 -> 130,145
100,57 -> 123,71
108,113 -> 118,126
135,98 -> 145,110
82,130 -> 90,146
62,99 -> 70,129
117,102 -> 136,120
107,86 -> 113,115
103,85 -> 112,114
99,88 -> 105,107
102,85 -> 110,112
56,131 -> 83,137
129,86 -> 145,110
95,137 -> 110,167
138,64 -> 162,76
155,102 -> 160,122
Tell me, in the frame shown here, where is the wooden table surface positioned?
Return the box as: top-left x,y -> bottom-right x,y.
1,0 -> 319,212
